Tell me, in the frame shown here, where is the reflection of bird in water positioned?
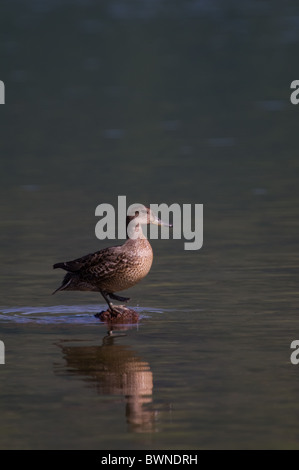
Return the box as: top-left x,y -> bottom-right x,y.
55,335 -> 157,433
53,206 -> 170,316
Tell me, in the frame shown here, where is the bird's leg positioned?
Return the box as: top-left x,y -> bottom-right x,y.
100,291 -> 117,315
108,292 -> 130,302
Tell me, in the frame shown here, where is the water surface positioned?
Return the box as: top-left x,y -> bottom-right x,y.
1,0 -> 299,450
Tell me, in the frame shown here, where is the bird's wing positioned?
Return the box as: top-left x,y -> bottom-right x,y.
53,245 -> 128,278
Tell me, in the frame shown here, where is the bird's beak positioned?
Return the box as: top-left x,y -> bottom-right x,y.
152,215 -> 172,227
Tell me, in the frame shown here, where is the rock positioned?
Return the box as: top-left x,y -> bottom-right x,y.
95,305 -> 139,324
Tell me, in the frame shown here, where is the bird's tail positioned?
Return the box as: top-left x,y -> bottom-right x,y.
53,262 -> 66,270
52,273 -> 72,295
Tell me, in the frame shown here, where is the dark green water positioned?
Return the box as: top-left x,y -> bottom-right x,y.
1,0 -> 299,449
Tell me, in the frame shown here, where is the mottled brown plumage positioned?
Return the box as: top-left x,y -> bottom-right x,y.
53,206 -> 170,315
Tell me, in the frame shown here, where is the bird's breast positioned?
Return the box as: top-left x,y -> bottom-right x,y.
100,241 -> 153,292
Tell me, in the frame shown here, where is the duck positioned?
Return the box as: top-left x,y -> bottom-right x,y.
53,206 -> 170,315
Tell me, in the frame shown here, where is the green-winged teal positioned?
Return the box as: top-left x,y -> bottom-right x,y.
53,206 -> 170,315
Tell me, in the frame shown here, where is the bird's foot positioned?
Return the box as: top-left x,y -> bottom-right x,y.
108,305 -> 125,317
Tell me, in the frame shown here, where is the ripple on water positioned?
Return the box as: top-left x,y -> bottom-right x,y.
0,305 -> 165,324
